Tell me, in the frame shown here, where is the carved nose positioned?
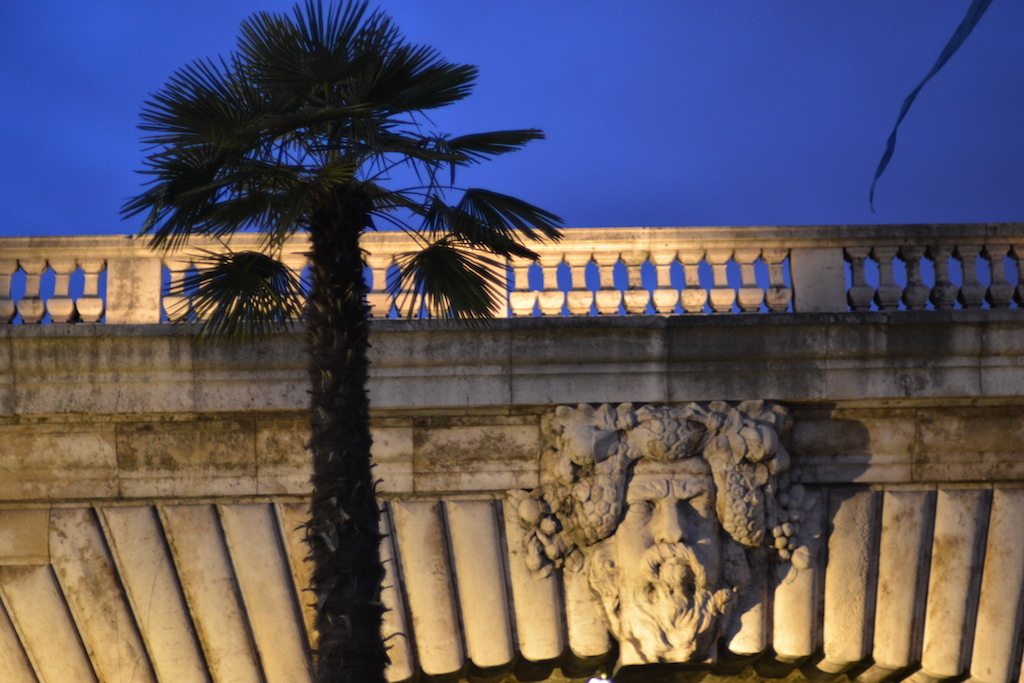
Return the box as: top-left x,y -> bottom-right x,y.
655,503 -> 686,544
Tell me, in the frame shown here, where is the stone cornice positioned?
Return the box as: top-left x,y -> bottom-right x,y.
0,312 -> 1018,416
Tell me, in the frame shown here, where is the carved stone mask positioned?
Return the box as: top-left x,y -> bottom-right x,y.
587,457 -> 735,664
508,401 -> 820,666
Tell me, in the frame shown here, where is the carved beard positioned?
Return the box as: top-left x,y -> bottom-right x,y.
593,542 -> 734,663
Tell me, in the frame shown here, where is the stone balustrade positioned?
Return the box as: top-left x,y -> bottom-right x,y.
0,223 -> 1020,324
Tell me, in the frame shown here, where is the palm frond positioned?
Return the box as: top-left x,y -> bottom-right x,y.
390,239 -> 505,320
167,249 -> 305,339
239,1 -> 377,87
420,195 -> 541,260
434,129 -> 545,164
455,188 -> 564,244
370,43 -> 478,113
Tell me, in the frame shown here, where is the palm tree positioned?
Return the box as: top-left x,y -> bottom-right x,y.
122,2 -> 562,681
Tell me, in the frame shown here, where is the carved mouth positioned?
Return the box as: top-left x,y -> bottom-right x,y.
641,543 -> 701,590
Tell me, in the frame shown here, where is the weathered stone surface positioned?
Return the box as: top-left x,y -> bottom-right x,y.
971,487 -> 1024,683
913,407 -> 1024,482
446,500 -> 515,669
502,496 -> 565,663
0,509 -> 48,564
510,320 -> 670,405
390,500 -> 464,676
191,334 -> 306,412
0,565 -> 99,682
0,306 -> 1019,682
116,419 -> 257,497
772,487 -> 826,662
822,489 -> 880,671
105,256 -> 162,325
0,423 -> 117,500
369,325 -> 512,407
255,417 -> 309,495
378,506 -> 414,683
920,487 -> 990,680
219,504 -> 313,683
50,508 -> 156,683
873,490 -> 933,671
0,338 -> 15,416
980,320 -> 1024,397
10,332 -> 194,415
667,315 -> 829,402
790,247 -> 847,313
0,313 -> 1020,419
159,504 -> 264,683
0,601 -> 35,683
100,506 -> 209,683
414,417 -> 539,492
371,422 -> 414,493
790,409 -> 916,483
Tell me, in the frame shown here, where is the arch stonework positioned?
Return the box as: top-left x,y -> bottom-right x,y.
0,233 -> 1022,682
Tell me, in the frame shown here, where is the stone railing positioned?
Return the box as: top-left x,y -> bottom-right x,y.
0,223 -> 1020,323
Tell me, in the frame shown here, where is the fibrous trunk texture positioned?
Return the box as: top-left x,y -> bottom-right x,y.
305,184 -> 387,683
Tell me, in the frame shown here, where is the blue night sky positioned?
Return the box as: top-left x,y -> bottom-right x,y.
2,1 -> 1023,237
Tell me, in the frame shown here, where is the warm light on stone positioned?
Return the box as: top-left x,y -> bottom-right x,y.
0,225 -> 1020,682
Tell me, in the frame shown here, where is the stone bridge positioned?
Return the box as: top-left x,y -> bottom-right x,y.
0,224 -> 1022,683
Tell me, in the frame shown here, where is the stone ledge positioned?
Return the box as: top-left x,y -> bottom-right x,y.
0,312 -> 1019,415
0,400 -> 1022,501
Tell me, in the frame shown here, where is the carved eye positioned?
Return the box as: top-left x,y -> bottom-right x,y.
627,500 -> 655,518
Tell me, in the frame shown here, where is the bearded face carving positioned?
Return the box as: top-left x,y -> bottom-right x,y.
508,401 -> 820,666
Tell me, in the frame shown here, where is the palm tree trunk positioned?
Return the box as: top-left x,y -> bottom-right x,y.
305,184 -> 387,683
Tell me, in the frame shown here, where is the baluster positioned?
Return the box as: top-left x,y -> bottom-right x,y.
983,244 -> 1014,308
509,257 -> 537,317
899,246 -> 929,310
163,257 -> 192,321
564,251 -> 594,316
621,251 -> 650,314
76,259 -> 106,322
46,259 -> 77,322
734,248 -> 764,312
192,258 -> 218,321
705,249 -> 735,313
537,254 -> 565,316
1013,245 -> 1024,307
927,246 -> 957,310
955,245 -> 986,309
593,251 -> 622,315
0,260 -> 17,323
365,252 -> 394,318
281,253 -> 308,320
872,246 -> 901,310
762,248 -> 791,312
650,250 -> 679,314
17,260 -> 47,323
678,249 -> 707,314
845,247 -> 874,311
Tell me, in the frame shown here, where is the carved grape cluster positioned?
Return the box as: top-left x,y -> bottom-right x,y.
768,484 -> 818,567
